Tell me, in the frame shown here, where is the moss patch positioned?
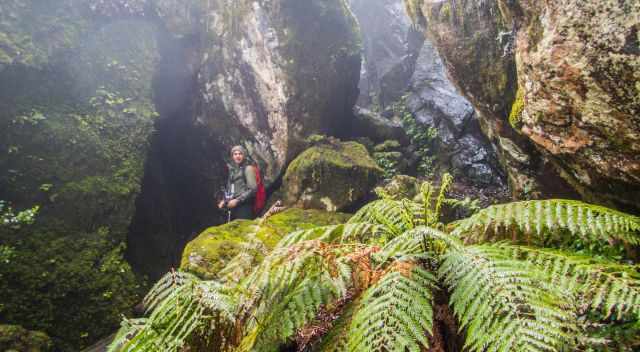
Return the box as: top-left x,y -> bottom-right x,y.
283,141 -> 383,211
0,324 -> 52,352
181,208 -> 351,279
509,87 -> 525,130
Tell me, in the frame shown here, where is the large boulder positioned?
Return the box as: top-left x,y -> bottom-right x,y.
181,208 -> 351,279
347,0 -> 504,187
406,0 -> 640,211
0,325 -> 52,352
404,0 -> 582,199
506,0 -> 640,210
282,140 -> 383,211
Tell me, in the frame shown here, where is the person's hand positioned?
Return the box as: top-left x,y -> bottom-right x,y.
228,199 -> 239,208
218,200 -> 225,209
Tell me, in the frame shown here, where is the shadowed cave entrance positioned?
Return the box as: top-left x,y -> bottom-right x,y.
125,33 -> 228,280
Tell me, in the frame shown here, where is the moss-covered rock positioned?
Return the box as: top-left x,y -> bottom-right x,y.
378,174 -> 420,200
282,141 -> 383,212
0,6 -> 160,350
0,324 -> 53,352
181,208 -> 350,279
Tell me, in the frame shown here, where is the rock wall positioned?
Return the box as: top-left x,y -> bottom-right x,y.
404,0 -> 588,201
506,0 -> 640,210
348,0 -> 504,186
127,0 -> 362,279
0,0 -> 362,348
0,1 -> 162,348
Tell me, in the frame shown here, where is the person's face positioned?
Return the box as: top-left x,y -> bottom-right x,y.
232,150 -> 244,164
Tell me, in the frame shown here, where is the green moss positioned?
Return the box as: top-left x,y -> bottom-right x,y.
0,324 -> 52,352
181,208 -> 351,279
0,230 -> 143,351
440,3 -> 452,21
285,141 -> 381,179
509,87 -> 525,130
373,140 -> 401,152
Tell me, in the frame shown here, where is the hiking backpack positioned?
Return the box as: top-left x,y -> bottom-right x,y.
251,163 -> 266,215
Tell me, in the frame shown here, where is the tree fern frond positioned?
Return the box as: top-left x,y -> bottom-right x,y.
112,272 -> 236,352
440,245 -> 578,352
348,199 -> 417,237
143,271 -> 200,313
453,199 -> 640,246
432,173 -> 453,223
312,301 -> 358,352
250,274 -> 340,352
493,244 -> 640,320
374,226 -> 462,266
277,223 -> 384,248
347,263 -> 435,352
237,241 -> 359,351
108,318 -> 148,352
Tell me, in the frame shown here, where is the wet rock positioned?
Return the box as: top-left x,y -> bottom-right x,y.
508,0 -> 640,210
352,106 -> 408,145
282,140 -> 383,212
407,0 -> 639,210
348,0 -> 505,187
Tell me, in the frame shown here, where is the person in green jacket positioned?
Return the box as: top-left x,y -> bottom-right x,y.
218,145 -> 258,220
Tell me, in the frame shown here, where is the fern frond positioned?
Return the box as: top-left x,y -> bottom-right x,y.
374,226 -> 462,266
312,301 -> 358,352
439,245 -> 578,352
347,263 -> 435,352
277,222 -> 384,248
238,241 -> 358,351
113,272 -> 236,352
494,244 -> 640,320
433,173 -> 453,223
453,199 -> 640,246
108,318 -> 148,352
348,199 -> 418,238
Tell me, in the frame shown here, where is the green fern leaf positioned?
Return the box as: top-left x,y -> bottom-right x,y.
347,264 -> 435,352
453,199 -> 640,246
440,245 -> 578,352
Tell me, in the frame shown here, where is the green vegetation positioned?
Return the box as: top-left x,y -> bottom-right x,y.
509,87 -> 525,130
401,110 -> 439,178
372,140 -> 403,180
0,229 -> 144,350
0,14 -> 159,350
0,324 -> 53,352
109,174 -> 640,351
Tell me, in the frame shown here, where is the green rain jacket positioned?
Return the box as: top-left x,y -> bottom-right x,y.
227,162 -> 258,203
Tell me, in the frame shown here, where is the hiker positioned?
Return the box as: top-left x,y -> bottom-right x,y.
218,145 -> 261,220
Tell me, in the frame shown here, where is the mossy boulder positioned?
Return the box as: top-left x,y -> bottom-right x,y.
282,141 -> 383,212
181,208 -> 350,279
0,325 -> 52,352
378,175 -> 420,200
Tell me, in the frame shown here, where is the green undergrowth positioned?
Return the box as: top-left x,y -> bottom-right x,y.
181,208 -> 351,279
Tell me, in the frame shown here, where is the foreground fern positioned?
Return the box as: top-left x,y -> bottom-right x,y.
111,175 -> 640,352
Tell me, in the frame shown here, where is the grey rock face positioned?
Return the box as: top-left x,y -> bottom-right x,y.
347,0 -> 504,186
128,0 -> 362,278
